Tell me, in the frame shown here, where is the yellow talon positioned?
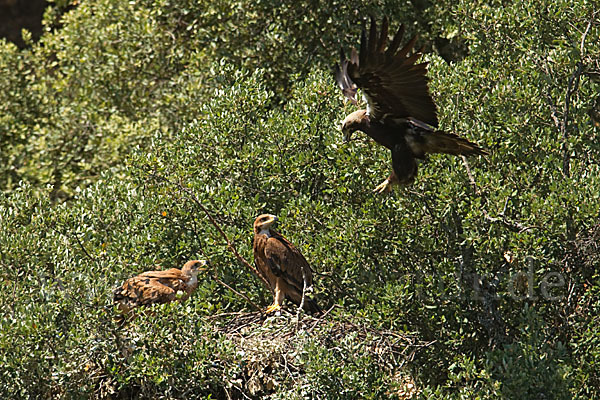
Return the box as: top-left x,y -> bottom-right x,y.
265,304 -> 282,314
373,179 -> 392,194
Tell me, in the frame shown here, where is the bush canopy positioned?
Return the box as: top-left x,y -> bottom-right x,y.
0,0 -> 599,398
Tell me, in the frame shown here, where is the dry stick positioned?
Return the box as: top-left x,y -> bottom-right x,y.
281,349 -> 298,384
212,274 -> 262,312
307,304 -> 340,333
296,265 -> 308,328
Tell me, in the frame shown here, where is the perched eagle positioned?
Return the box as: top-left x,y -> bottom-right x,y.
335,17 -> 488,193
252,214 -> 321,315
114,260 -> 207,313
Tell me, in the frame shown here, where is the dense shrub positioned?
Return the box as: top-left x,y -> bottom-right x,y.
1,0 -> 599,398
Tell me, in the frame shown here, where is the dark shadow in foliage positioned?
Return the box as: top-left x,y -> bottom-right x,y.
0,0 -> 47,48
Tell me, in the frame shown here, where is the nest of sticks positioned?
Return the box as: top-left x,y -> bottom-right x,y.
204,306 -> 433,398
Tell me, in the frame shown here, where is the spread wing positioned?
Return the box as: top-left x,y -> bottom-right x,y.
264,232 -> 313,293
335,16 -> 438,127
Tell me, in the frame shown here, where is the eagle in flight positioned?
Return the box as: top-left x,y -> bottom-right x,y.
252,214 -> 321,315
114,260 -> 207,313
335,17 -> 487,193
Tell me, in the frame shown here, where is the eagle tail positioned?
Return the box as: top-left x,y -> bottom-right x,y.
303,298 -> 323,316
287,291 -> 323,315
421,130 -> 488,156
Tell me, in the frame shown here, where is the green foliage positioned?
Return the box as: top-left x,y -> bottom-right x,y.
0,0 -> 414,198
1,0 -> 599,398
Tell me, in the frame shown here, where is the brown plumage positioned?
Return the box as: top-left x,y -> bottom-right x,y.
335,17 -> 488,193
252,214 -> 321,315
114,260 -> 207,313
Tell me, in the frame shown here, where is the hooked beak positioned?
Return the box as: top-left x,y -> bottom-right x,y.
198,260 -> 209,272
264,214 -> 278,229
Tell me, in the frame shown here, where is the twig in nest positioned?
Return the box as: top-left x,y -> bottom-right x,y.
295,264 -> 309,329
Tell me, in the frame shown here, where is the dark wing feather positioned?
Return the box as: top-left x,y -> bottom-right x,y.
264,232 -> 313,293
376,17 -> 389,54
386,23 -> 405,58
340,17 -> 438,127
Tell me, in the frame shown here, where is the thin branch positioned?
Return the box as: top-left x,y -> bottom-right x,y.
295,264 -> 308,330
579,15 -> 594,56
147,172 -> 273,311
181,218 -> 263,312
212,274 -> 262,312
307,304 -> 340,333
73,232 -> 97,263
561,15 -> 594,177
223,387 -> 233,400
462,155 -> 481,196
546,92 -> 562,131
561,68 -> 581,178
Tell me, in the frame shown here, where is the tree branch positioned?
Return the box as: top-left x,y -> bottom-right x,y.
561,15 -> 594,177
182,219 -> 264,313
212,274 -> 262,312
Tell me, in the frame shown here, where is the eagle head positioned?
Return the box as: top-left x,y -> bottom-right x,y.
181,259 -> 208,277
341,109 -> 369,142
254,214 -> 278,234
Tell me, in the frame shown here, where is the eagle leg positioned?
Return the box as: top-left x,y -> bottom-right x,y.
265,283 -> 284,314
374,144 -> 416,193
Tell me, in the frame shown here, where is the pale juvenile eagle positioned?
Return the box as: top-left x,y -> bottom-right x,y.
335,16 -> 488,193
114,260 -> 207,313
252,214 -> 321,315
